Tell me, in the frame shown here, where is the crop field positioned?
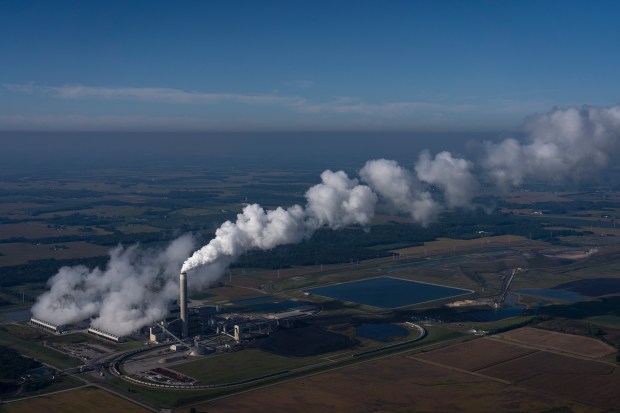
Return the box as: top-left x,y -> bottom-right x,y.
0,242 -> 109,266
412,338 -> 536,371
408,335 -> 620,411
390,235 -> 529,256
1,386 -> 151,413
501,327 -> 617,358
115,224 -> 162,234
478,350 -> 620,409
193,348 -> 602,413
0,222 -> 98,240
504,191 -> 574,204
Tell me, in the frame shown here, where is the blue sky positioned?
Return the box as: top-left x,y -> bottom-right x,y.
1,0 -> 619,132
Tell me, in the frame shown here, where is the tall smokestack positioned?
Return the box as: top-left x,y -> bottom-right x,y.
180,271 -> 188,338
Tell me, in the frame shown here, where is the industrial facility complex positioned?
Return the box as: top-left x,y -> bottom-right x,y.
29,270 -> 320,379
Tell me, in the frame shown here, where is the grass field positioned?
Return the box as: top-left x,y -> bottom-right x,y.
469,315 -> 535,332
586,314 -> 620,328
0,386 -> 151,413
171,349 -> 309,385
0,325 -> 81,369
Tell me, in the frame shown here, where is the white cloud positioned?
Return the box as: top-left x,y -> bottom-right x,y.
2,83 -> 474,117
1,82 -> 546,131
3,83 -> 304,106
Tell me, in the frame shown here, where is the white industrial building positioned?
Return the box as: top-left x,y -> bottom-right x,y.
30,318 -> 67,333
87,327 -> 126,343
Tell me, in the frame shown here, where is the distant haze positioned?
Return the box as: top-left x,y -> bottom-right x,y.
0,131 -> 498,173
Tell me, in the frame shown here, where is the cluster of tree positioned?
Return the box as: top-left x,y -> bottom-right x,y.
45,213 -> 117,226
538,296 -> 620,320
235,222 -> 443,269
224,208 -> 587,269
0,346 -> 39,381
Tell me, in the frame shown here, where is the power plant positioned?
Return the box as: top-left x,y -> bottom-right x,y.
180,271 -> 188,338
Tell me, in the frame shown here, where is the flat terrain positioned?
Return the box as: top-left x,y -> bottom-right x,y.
171,349 -> 308,385
1,386 -> 151,413
190,332 -> 619,413
414,335 -> 620,411
193,343 -> 603,413
0,222 -> 106,240
0,242 -> 109,266
501,326 -> 617,358
390,235 -> 529,256
413,337 -> 536,371
2,167 -> 620,412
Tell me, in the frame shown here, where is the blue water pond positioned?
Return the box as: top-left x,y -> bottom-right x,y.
309,276 -> 471,309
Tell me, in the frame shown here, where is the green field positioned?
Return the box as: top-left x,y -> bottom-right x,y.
172,348 -> 309,385
0,325 -> 81,369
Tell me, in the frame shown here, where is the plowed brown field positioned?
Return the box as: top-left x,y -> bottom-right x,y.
501,327 -> 617,358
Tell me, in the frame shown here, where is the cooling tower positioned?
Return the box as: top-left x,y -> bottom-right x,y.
180,271 -> 188,338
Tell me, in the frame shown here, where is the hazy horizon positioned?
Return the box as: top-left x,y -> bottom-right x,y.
0,130 -> 502,173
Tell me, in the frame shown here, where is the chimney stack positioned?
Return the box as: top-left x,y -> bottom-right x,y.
180,271 -> 188,338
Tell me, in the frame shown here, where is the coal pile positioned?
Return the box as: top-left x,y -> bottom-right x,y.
259,325 -> 355,357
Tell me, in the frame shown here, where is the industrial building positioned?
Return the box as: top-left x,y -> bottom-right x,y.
30,318 -> 67,334
220,319 -> 279,342
87,327 -> 126,343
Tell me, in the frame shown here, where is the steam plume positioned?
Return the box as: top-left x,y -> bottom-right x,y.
483,105 -> 620,189
32,104 -> 620,336
181,169 -> 376,273
415,150 -> 479,208
31,235 -> 196,336
359,158 -> 441,226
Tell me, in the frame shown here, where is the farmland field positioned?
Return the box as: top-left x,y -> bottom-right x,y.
0,242 -> 109,266
501,326 -> 617,358
409,335 -> 620,411
390,235 -> 529,256
478,351 -> 620,409
1,386 -> 151,413
412,338 -> 536,372
193,346 -> 603,413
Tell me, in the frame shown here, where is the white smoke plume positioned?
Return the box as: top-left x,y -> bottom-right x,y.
32,104 -> 620,336
181,169 -> 376,274
483,105 -> 620,189
415,150 -> 479,208
31,235 -> 196,336
359,159 -> 441,226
